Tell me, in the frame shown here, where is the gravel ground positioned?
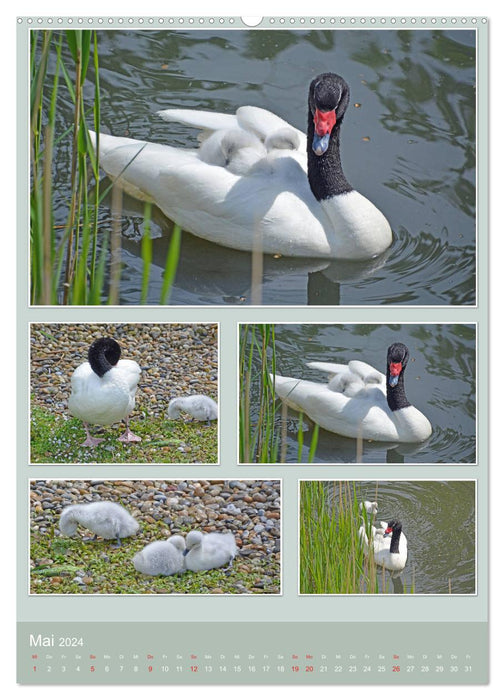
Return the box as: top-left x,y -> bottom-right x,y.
30,479 -> 281,595
30,323 -> 218,463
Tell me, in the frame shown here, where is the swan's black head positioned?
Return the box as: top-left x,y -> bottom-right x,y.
386,342 -> 410,388
308,73 -> 350,156
88,337 -> 121,377
385,519 -> 402,534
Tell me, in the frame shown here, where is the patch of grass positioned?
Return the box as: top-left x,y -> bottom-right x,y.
30,405 -> 218,464
30,522 -> 279,595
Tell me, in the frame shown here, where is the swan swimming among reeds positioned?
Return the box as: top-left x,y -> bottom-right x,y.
359,518 -> 408,576
89,73 -> 392,260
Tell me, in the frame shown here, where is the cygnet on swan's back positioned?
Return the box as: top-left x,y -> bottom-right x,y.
199,128 -> 267,175
167,395 -> 218,423
59,501 -> 139,547
184,530 -> 237,572
132,535 -> 186,576
359,501 -> 378,516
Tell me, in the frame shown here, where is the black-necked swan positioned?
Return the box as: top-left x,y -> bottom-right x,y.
183,531 -> 237,572
272,342 -> 432,443
359,518 -> 408,574
167,395 -> 218,424
58,501 -> 139,547
89,73 -> 392,260
132,535 -> 186,576
68,337 -> 141,447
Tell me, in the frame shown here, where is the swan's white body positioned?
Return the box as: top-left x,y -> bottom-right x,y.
90,102 -> 391,260
167,395 -> 218,422
59,502 -> 139,541
68,359 -> 141,426
272,358 -> 432,443
359,523 -> 408,573
132,535 -> 186,576
184,531 -> 237,572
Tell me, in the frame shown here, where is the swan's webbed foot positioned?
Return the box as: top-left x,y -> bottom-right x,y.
118,429 -> 142,443
118,419 -> 141,443
111,535 -> 122,548
81,424 -> 104,447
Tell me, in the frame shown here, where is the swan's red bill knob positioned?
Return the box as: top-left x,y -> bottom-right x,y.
312,108 -> 336,155
388,361 -> 403,387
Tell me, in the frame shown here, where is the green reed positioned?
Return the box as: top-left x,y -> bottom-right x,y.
239,324 -> 319,463
30,30 -> 180,305
239,324 -> 280,463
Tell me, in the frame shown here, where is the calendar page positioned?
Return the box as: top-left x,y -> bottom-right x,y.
17,14 -> 488,686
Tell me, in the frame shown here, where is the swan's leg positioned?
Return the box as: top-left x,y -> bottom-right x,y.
222,555 -> 235,574
111,534 -> 122,548
118,418 -> 142,443
81,423 -> 105,447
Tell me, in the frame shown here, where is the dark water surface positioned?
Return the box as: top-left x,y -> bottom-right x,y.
46,29 -> 476,306
244,323 -> 476,463
324,480 -> 476,594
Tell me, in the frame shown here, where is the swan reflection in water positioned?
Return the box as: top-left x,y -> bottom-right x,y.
105,190 -> 390,306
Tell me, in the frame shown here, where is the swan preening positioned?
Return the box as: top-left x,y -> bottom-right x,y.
167,395 -> 218,424
59,502 -> 139,547
68,337 -> 141,447
359,518 -> 408,575
183,531 -> 238,572
132,535 -> 186,576
90,73 -> 392,260
272,342 -> 432,443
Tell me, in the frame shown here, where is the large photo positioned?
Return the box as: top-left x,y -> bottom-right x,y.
30,28 -> 476,306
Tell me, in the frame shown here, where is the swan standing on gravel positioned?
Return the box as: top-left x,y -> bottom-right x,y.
68,337 -> 142,447
132,535 -> 186,576
272,342 -> 432,443
359,518 -> 408,575
89,73 -> 391,260
183,531 -> 237,572
59,502 -> 139,547
167,395 -> 218,424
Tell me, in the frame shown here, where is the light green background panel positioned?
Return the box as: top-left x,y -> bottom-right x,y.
17,15 -> 488,685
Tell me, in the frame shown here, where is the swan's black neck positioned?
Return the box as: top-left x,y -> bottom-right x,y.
386,342 -> 412,412
386,367 -> 411,412
307,113 -> 353,200
88,338 -> 121,377
388,521 -> 403,554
